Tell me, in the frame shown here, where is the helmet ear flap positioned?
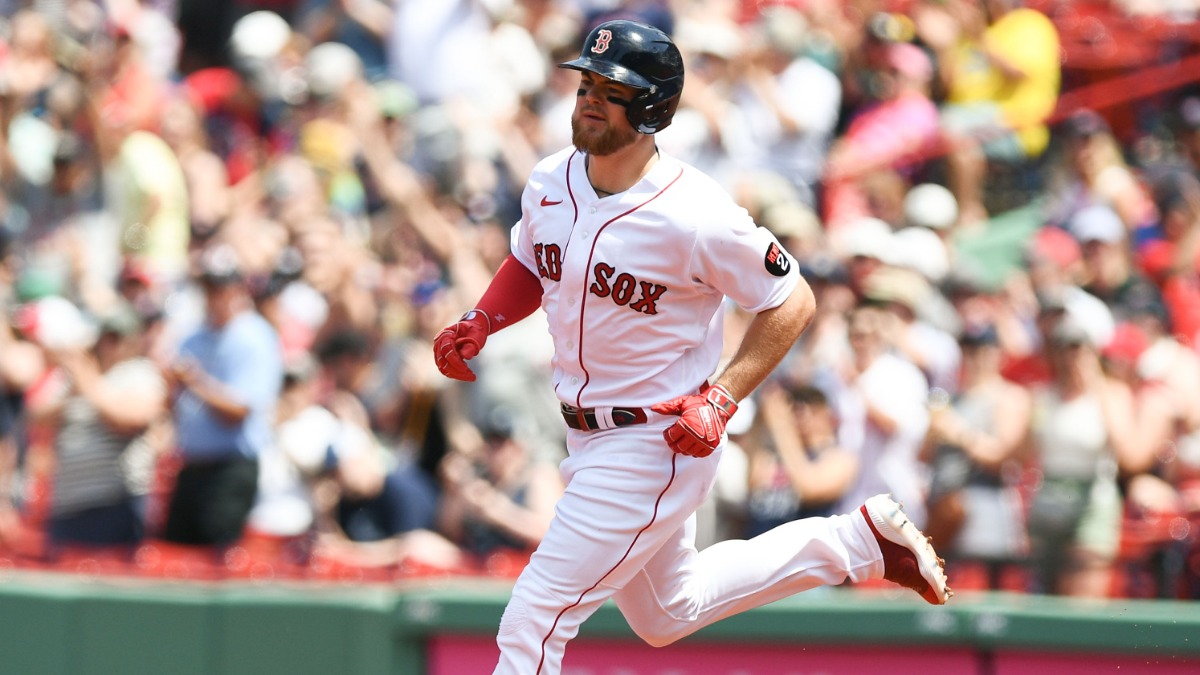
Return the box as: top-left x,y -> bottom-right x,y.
625,90 -> 681,134
624,88 -> 681,132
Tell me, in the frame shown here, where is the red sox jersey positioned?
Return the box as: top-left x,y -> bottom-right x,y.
511,147 -> 800,409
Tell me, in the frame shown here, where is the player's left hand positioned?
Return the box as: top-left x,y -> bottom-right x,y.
651,383 -> 739,457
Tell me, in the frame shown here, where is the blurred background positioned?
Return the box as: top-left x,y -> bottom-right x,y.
0,0 -> 1199,672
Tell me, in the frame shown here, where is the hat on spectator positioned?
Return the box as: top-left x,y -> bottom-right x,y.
862,265 -> 929,312
306,42 -> 363,99
762,201 -> 821,242
480,408 -> 518,443
867,11 -> 916,43
675,18 -> 743,60
760,5 -> 809,57
835,216 -> 895,262
798,254 -> 850,286
1036,285 -> 1068,314
374,80 -> 418,120
892,226 -> 950,282
13,296 -> 98,350
941,265 -> 991,298
198,244 -> 244,286
959,323 -> 999,348
97,301 -> 143,338
1102,322 -> 1149,365
1137,239 -> 1176,283
1061,109 -> 1110,139
229,11 -> 291,62
1179,96 -> 1200,131
903,183 -> 958,230
1050,316 -> 1092,348
1030,225 -> 1082,269
1151,169 -> 1200,218
1068,204 -> 1124,244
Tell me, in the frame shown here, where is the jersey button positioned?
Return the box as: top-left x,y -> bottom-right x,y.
589,206 -> 597,214
571,377 -> 579,384
568,299 -> 576,306
566,341 -> 574,349
582,231 -> 589,238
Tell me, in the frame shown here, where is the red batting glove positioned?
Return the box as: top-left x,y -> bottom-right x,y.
433,310 -> 491,382
650,384 -> 739,457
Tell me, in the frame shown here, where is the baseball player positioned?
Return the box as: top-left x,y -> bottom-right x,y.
433,20 -> 951,675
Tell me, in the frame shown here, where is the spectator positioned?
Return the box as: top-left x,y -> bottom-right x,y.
1026,318 -> 1135,596
823,41 -> 940,230
744,382 -> 858,538
832,302 -> 932,528
28,302 -> 165,555
723,4 -> 842,208
247,354 -> 334,549
862,265 -> 962,394
921,0 -> 1061,226
437,413 -> 563,564
1070,204 -> 1167,327
1042,109 -> 1157,237
163,244 -> 283,547
323,390 -> 441,551
922,323 -> 1032,590
1140,170 -> 1200,345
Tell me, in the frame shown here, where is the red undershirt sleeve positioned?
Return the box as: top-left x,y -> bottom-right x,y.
474,254 -> 544,334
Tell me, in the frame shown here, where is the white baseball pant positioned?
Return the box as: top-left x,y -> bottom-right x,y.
492,419 -> 886,674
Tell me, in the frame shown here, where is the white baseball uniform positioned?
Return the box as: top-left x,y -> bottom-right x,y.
493,147 -> 887,674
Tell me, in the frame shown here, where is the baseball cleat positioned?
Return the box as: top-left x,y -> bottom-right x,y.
860,494 -> 952,605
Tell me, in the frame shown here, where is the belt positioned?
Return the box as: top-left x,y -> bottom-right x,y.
561,403 -> 649,431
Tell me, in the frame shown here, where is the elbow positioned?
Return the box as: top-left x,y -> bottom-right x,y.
787,281 -> 817,337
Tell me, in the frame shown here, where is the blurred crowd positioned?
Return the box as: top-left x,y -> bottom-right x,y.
0,0 -> 1199,601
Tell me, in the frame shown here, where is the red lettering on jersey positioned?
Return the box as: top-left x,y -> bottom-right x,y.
589,263 -> 668,315
534,243 -> 563,281
590,262 -> 615,296
629,282 -> 666,315
591,29 -> 613,54
612,273 -> 636,305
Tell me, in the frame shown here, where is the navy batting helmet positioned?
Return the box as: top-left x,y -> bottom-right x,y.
559,20 -> 684,134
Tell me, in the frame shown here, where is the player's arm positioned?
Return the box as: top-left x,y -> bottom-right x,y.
433,255 -> 544,382
652,280 -> 817,457
713,280 -> 816,401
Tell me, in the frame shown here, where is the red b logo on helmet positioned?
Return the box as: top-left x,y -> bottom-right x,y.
591,29 -> 613,54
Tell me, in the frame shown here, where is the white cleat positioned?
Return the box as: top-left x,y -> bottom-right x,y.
860,494 -> 953,605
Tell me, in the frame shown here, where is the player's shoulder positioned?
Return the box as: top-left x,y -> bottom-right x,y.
531,146 -> 579,179
657,154 -> 745,225
659,153 -> 737,205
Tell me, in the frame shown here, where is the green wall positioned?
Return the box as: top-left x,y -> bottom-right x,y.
1,572 -> 1198,675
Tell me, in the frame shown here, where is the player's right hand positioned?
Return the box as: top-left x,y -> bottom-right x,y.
651,383 -> 739,458
433,310 -> 491,382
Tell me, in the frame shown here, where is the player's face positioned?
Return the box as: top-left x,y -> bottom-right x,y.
571,71 -> 640,156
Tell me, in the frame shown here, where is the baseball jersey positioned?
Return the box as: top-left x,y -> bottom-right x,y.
511,147 -> 800,410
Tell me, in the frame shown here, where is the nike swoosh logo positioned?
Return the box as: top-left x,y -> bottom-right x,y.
540,196 -> 563,206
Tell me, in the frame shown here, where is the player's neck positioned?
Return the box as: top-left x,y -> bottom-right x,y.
586,138 -> 659,197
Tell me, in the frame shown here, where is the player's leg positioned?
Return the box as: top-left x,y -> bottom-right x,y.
493,425 -> 716,675
613,494 -> 951,646
612,505 -> 881,646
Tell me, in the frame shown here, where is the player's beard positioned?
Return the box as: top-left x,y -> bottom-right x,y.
571,111 -> 639,156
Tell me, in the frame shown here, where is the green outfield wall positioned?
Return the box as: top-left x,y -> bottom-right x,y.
1,571 -> 1198,674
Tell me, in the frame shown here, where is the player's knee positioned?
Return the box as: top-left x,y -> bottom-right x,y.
498,596 -> 531,638
627,616 -> 688,648
641,632 -> 679,648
